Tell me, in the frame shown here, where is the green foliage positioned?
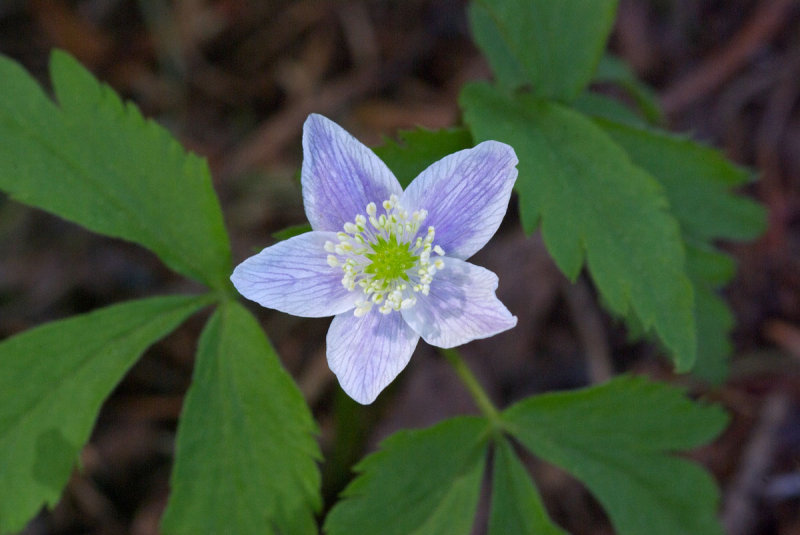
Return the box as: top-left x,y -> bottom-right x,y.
473,0 -> 618,101
325,375 -> 728,535
161,301 -> 321,535
595,119 -> 766,380
572,92 -> 649,128
372,127 -> 473,188
593,55 -> 664,124
595,120 -> 765,244
502,376 -> 729,535
489,437 -> 567,535
467,2 -> 528,90
0,51 -> 231,289
461,82 -> 697,371
0,295 -> 211,534
324,417 -> 489,535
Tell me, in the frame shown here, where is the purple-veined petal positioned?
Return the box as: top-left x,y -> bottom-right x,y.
402,257 -> 517,348
302,114 -> 402,232
231,231 -> 358,318
326,310 -> 420,404
400,141 -> 518,260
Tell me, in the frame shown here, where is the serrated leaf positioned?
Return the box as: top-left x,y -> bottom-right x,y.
467,2 -> 528,89
372,127 -> 473,188
461,82 -> 696,371
595,118 -> 766,379
474,0 -> 618,101
324,417 -> 488,535
691,281 -> 735,383
503,376 -> 728,535
161,301 -> 320,535
686,244 -> 737,383
595,118 -> 767,243
0,294 -> 210,534
594,54 -> 664,124
0,51 -> 231,289
489,437 -> 567,535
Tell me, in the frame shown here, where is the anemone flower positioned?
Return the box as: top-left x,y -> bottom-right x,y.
231,114 -> 519,404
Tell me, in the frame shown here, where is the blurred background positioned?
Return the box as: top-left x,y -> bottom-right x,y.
1,1 -> 799,533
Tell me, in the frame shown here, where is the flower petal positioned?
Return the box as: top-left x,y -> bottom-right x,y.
231,231 -> 358,317
326,310 -> 420,404
302,114 -> 403,232
402,257 -> 517,348
400,140 -> 518,260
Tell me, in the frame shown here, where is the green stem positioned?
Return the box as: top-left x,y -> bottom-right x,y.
441,348 -> 501,425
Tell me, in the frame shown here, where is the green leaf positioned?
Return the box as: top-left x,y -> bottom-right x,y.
489,437 -> 567,535
685,244 -> 737,383
461,82 -> 696,371
572,92 -> 649,128
324,417 -> 488,535
595,118 -> 766,379
161,301 -> 321,535
0,294 -> 210,534
474,0 -> 618,101
595,118 -> 767,243
372,127 -> 473,188
594,55 -> 664,124
0,50 -> 231,289
503,376 -> 728,535
467,2 -> 528,89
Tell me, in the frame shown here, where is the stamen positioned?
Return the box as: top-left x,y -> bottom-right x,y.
324,197 -> 445,317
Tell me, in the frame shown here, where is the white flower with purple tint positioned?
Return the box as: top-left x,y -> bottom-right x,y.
231,114 -> 518,404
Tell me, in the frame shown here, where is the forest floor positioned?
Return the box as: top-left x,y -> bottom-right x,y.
1,1 -> 800,534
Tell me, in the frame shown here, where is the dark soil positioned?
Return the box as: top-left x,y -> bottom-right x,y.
1,1 -> 799,534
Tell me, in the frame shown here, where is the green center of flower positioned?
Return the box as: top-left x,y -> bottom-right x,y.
325,195 -> 445,317
364,236 -> 416,281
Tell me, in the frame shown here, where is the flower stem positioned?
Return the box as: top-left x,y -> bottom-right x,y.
441,348 -> 501,425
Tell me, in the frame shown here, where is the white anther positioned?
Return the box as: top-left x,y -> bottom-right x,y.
324,197 -> 447,318
354,301 -> 373,317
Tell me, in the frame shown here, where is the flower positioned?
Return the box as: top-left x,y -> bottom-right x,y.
231,114 -> 518,404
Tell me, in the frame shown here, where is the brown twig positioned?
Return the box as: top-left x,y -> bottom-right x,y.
221,67 -> 380,178
722,391 -> 791,535
661,0 -> 797,115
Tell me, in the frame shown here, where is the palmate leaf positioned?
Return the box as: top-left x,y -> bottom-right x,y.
461,82 -> 696,371
473,0 -> 618,101
502,376 -> 728,535
372,127 -> 473,188
161,301 -> 321,535
0,294 -> 211,534
594,118 -> 766,380
324,417 -> 488,535
0,51 -> 231,289
595,118 -> 765,244
489,437 -> 567,535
